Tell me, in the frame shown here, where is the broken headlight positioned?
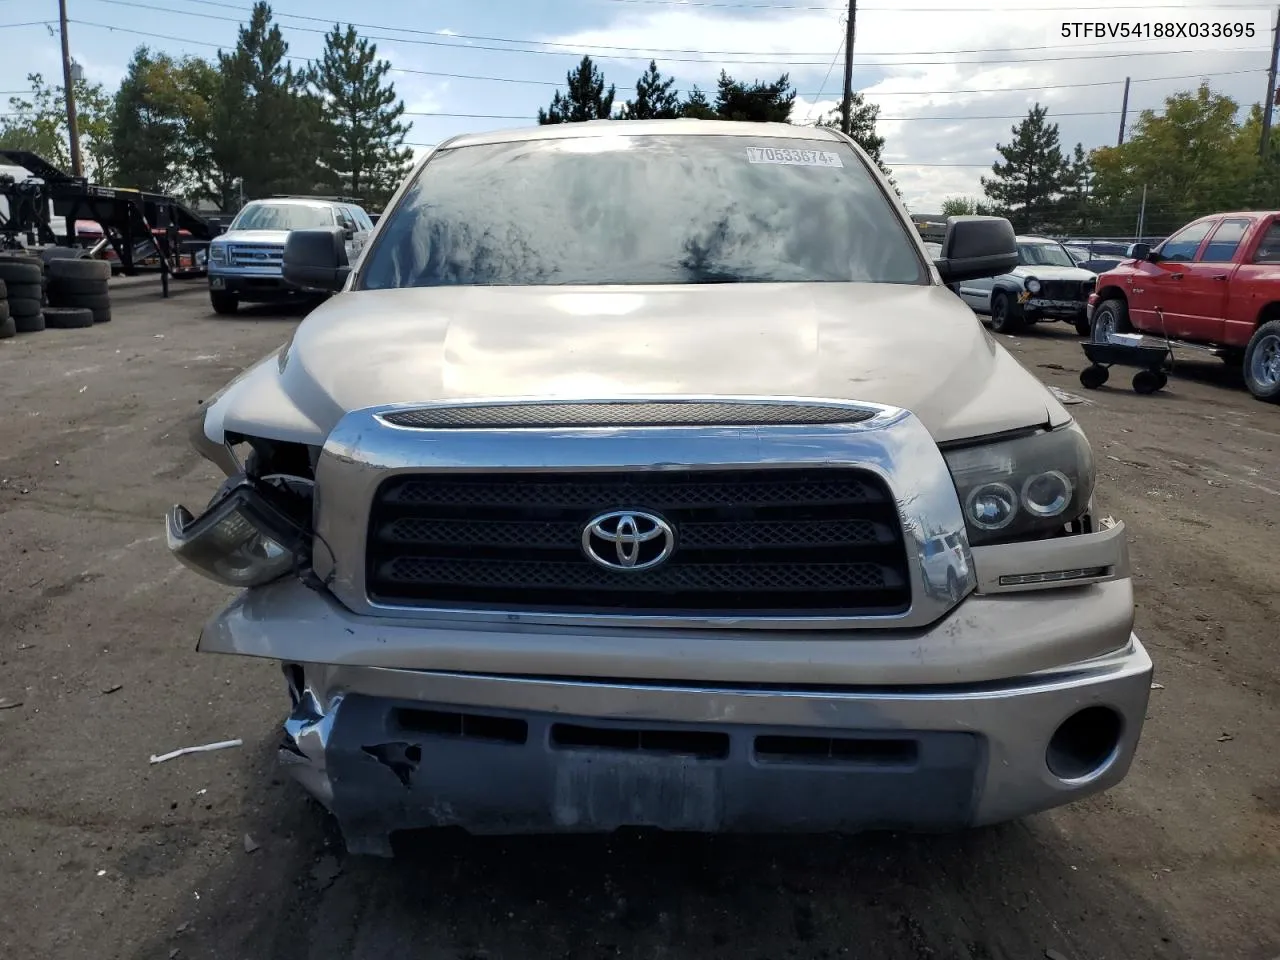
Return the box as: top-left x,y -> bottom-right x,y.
166,479 -> 311,587
942,422 -> 1095,546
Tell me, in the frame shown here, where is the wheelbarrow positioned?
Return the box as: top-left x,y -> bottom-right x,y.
1079,338 -> 1174,394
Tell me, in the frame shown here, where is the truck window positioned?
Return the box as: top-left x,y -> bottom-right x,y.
1199,218 -> 1251,262
1158,220 -> 1215,262
1253,222 -> 1280,263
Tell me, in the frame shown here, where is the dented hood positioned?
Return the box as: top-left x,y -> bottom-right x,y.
201,283 -> 1069,448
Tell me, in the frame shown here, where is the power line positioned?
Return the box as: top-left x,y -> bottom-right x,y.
109,0 -> 1223,59
0,104 -> 1174,122
0,19 -> 55,28
574,0 -> 1278,9
69,4 -> 1269,65
0,66 -> 1264,100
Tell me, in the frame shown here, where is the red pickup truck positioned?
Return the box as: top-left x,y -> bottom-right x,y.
1087,210 -> 1280,403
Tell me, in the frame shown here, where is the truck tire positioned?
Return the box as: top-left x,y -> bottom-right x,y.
1091,299 -> 1131,343
6,281 -> 41,303
210,291 -> 239,315
7,296 -> 42,318
1074,315 -> 1092,337
0,300 -> 8,322
51,292 -> 111,311
43,306 -> 95,329
15,310 -> 45,333
47,258 -> 112,281
39,246 -> 85,264
0,278 -> 6,300
1243,319 -> 1280,403
989,291 -> 1023,334
0,315 -> 15,339
0,260 -> 41,285
49,276 -> 109,298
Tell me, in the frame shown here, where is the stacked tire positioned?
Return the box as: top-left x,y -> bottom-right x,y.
0,253 -> 46,336
46,258 -> 111,328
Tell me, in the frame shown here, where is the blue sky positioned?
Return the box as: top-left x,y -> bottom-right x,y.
1,0 -> 1275,209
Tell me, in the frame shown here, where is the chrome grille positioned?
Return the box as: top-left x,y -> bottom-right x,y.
365,469 -> 912,615
228,243 -> 284,267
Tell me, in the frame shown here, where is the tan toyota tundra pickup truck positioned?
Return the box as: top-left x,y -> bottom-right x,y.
166,119 -> 1152,857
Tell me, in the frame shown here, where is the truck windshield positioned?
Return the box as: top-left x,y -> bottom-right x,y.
358,134 -> 925,288
232,203 -> 334,231
1017,242 -> 1075,268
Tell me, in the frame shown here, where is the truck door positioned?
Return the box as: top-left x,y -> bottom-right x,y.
1142,218 -> 1218,337
1223,217 -> 1280,347
1181,217 -> 1252,343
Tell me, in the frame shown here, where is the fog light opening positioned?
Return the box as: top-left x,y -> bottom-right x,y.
1046,706 -> 1122,782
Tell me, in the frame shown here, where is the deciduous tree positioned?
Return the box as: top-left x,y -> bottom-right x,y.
1090,83 -> 1258,236
0,72 -> 114,182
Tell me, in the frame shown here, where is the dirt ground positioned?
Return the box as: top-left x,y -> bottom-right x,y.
0,279 -> 1277,960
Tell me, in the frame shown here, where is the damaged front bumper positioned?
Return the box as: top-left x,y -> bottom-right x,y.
202,577 -> 1152,858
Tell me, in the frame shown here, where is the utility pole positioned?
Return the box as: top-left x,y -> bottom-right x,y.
1117,77 -> 1130,147
58,0 -> 83,178
1261,4 -> 1280,158
839,0 -> 857,135
1135,184 -> 1147,240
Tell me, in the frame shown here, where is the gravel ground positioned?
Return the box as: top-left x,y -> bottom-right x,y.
0,283 -> 1277,960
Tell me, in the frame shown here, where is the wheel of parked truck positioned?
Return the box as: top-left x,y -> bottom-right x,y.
1243,318 -> 1280,404
210,291 -> 239,315
989,291 -> 1022,334
1132,369 -> 1164,395
1090,299 -> 1131,343
1079,363 -> 1109,389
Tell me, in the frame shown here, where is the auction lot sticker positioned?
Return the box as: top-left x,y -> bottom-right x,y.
746,146 -> 844,167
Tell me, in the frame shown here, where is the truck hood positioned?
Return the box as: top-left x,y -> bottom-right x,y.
201,283 -> 1070,448
1011,264 -> 1096,283
214,229 -> 291,245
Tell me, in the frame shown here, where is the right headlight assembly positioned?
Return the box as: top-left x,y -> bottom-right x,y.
941,422 -> 1095,546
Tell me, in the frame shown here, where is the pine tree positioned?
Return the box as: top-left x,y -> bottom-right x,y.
314,24 -> 413,209
620,60 -> 681,120
816,93 -> 895,190
713,71 -> 794,123
205,2 -> 322,206
1056,142 -> 1092,234
538,56 -> 615,124
980,104 -> 1070,232
680,86 -> 717,120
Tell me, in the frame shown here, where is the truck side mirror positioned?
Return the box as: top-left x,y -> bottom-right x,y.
933,216 -> 1018,285
282,227 -> 350,292
1126,242 -> 1152,261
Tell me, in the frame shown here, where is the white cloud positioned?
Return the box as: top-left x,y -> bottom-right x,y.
546,0 -> 1274,209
